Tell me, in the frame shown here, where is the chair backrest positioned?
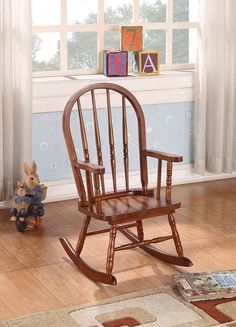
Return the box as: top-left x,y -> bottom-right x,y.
63,83 -> 148,203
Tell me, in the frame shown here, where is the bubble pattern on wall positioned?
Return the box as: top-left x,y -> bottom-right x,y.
32,102 -> 194,181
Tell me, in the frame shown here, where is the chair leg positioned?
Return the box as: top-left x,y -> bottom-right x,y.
137,220 -> 144,241
60,215 -> 117,284
60,237 -> 117,285
168,213 -> 183,257
75,216 -> 91,256
106,225 -> 117,275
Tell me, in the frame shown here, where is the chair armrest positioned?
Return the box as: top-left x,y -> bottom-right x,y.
74,160 -> 105,174
143,149 -> 183,162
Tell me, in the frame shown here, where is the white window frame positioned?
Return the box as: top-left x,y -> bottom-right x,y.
32,0 -> 198,77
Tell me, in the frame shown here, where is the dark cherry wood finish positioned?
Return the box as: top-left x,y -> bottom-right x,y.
60,82 -> 192,285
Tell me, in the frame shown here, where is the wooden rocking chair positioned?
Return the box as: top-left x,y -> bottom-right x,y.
60,82 -> 192,285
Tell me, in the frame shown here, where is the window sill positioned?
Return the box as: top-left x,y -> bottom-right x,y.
33,70 -> 194,113
33,70 -> 194,82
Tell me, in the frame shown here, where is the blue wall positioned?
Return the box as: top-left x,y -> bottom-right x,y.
32,102 -> 194,182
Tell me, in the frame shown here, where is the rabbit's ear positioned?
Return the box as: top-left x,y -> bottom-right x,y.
31,161 -> 37,174
23,162 -> 31,175
17,180 -> 21,188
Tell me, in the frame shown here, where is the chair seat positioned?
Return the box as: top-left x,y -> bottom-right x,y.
80,193 -> 181,224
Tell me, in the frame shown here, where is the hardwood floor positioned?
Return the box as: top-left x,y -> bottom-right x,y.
0,178 -> 236,320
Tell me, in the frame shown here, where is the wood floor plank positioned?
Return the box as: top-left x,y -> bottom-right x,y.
0,269 -> 62,318
0,243 -> 25,273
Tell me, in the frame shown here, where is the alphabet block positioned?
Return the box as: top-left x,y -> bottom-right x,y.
121,26 -> 143,51
133,51 -> 160,76
103,50 -> 128,77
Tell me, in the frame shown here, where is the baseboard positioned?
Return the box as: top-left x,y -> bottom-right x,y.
44,164 -> 236,203
0,201 -> 11,210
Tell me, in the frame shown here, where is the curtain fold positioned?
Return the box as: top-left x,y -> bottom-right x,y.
0,0 -> 32,201
194,0 -> 236,175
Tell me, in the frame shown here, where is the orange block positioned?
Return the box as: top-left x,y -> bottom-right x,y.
121,26 -> 143,51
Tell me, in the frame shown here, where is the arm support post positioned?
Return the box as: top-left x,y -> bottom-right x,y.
144,149 -> 182,203
166,161 -> 172,203
94,173 -> 102,213
74,160 -> 105,211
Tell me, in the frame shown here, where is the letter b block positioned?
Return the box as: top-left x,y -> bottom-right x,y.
103,50 -> 128,77
133,51 -> 160,76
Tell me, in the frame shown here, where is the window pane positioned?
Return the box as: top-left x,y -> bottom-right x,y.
172,28 -> 197,64
67,32 -> 97,69
104,0 -> 133,24
32,33 -> 60,71
173,29 -> 188,64
140,0 -> 167,23
32,0 -> 60,25
173,0 -> 199,22
67,0 -> 97,24
104,31 -> 119,50
143,30 -> 166,64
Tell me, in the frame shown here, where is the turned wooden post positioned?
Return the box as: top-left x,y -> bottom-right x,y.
77,99 -> 90,162
156,159 -> 162,200
165,161 -> 172,203
106,89 -> 117,192
94,173 -> 102,213
137,220 -> 144,241
86,171 -> 94,210
122,95 -> 129,191
168,213 -> 183,257
76,216 -> 91,256
106,225 -> 117,274
91,90 -> 105,194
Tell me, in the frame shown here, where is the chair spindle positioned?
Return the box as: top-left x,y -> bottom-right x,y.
122,95 -> 129,191
165,161 -> 172,203
94,173 -> 102,213
77,99 -> 93,201
86,171 -> 94,210
106,89 -> 117,192
91,90 -> 105,194
157,159 -> 162,200
77,99 -> 90,162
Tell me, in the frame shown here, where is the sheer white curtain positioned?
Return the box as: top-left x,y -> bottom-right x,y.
195,0 -> 236,175
0,0 -> 32,201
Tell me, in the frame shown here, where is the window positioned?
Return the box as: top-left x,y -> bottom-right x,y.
32,0 -> 199,77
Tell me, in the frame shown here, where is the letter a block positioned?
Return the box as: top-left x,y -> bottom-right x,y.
103,50 -> 128,77
121,26 -> 143,51
133,51 -> 160,76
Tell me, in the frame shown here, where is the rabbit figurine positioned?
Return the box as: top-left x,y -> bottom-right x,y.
23,161 -> 42,204
9,161 -> 47,232
23,161 -> 46,227
10,181 -> 30,222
